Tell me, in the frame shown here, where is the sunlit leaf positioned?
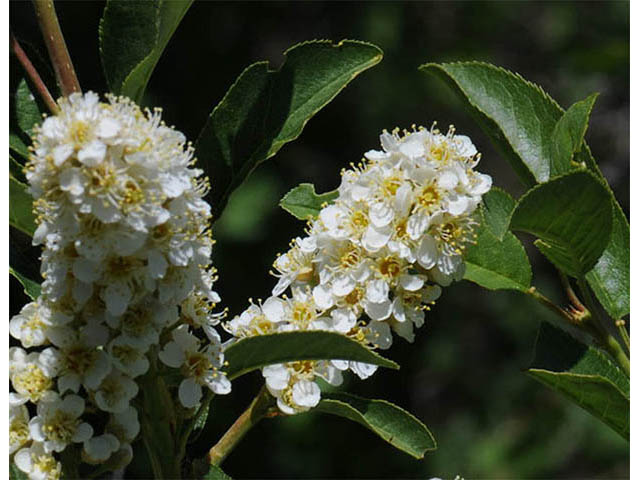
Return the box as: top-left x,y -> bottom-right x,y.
315,393 -> 436,459
224,331 -> 398,380
280,183 -> 338,220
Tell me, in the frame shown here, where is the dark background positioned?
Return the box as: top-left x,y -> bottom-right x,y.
10,1 -> 629,478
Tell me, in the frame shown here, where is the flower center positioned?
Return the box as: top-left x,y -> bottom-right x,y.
339,245 -> 361,270
111,344 -> 139,364
12,365 -> 52,401
121,308 -> 153,337
64,346 -> 97,376
349,210 -> 369,230
44,410 -> 79,444
290,360 -> 315,376
291,302 -> 315,327
71,121 -> 90,145
378,256 -> 402,279
382,176 -> 402,197
33,452 -> 61,480
417,184 -> 441,211
10,417 -> 29,448
344,287 -> 364,306
185,352 -> 212,379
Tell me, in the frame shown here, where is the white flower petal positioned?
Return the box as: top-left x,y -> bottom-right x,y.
178,377 -> 202,408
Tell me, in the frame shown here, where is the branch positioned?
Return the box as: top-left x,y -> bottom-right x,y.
208,385 -> 276,466
32,0 -> 80,96
10,32 -> 59,114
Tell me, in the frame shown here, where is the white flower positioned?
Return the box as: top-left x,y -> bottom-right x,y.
263,360 -> 342,415
230,124 -> 491,414
159,325 -> 230,408
10,301 -> 53,348
93,371 -> 139,413
107,336 -> 150,378
28,394 -> 93,453
106,406 -> 140,443
42,335 -> 111,394
82,433 -> 120,464
10,348 -> 58,406
10,404 -> 31,454
14,442 -> 62,480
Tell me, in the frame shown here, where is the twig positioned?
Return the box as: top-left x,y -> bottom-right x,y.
615,319 -> 630,353
10,32 -> 59,114
577,279 -> 630,377
208,384 -> 275,466
32,0 -> 81,96
526,287 -> 577,324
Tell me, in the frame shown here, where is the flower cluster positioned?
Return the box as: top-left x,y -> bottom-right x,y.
226,125 -> 491,414
10,92 -> 229,478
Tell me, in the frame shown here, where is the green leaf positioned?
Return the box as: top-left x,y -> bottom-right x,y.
224,331 -> 398,380
464,229 -> 532,292
463,188 -> 531,291
10,155 -> 26,183
421,62 -> 566,185
527,322 -> 629,440
480,187 -> 516,239
99,0 -> 193,103
280,183 -> 338,220
15,78 -> 43,134
550,93 -> 598,177
585,207 -> 629,319
195,39 -> 382,220
204,465 -> 233,480
421,62 -> 629,317
10,462 -> 27,480
10,267 -> 41,300
315,393 -> 436,459
510,171 -> 612,278
187,402 -> 209,444
10,76 -> 46,159
9,176 -> 36,237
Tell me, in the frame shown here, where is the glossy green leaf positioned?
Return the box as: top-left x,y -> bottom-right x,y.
527,322 -> 629,440
15,78 -> 43,134
315,393 -> 436,459
204,465 -> 233,480
421,61 -> 629,317
421,62 -> 564,185
280,183 -> 338,220
224,331 -> 398,380
480,187 -> 516,239
510,171 -> 611,278
9,176 -> 36,237
464,188 -> 531,291
550,93 -> 598,177
100,0 -> 193,103
585,207 -> 629,319
195,39 -> 382,220
10,267 -> 41,300
464,228 -> 532,292
10,76 -> 45,159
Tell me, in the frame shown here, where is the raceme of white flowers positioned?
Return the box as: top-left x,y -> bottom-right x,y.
9,92 -> 230,478
226,125 -> 492,415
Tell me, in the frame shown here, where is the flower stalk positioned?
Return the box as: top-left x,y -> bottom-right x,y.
208,385 -> 276,466
10,32 -> 59,114
32,0 -> 81,96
